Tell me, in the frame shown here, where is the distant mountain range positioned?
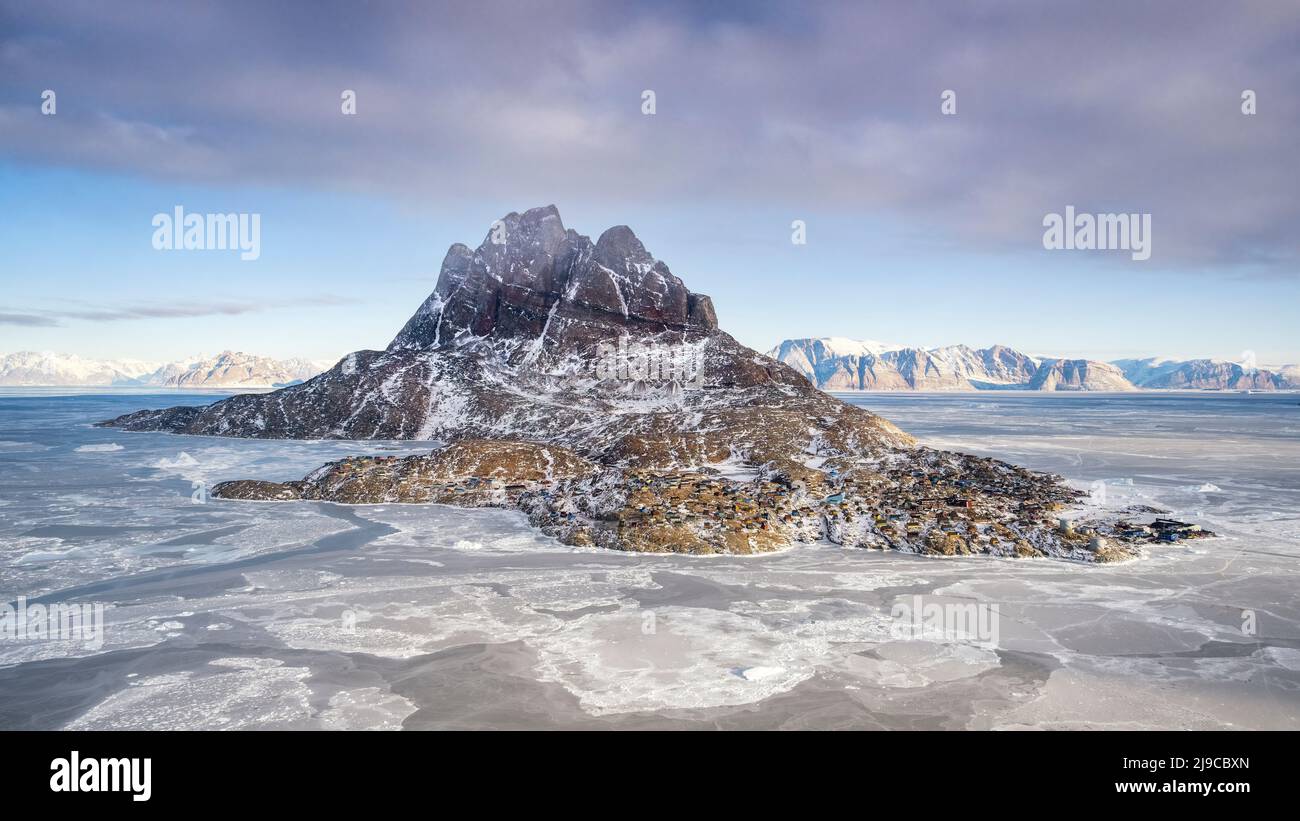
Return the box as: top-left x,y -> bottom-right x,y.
8,339 -> 1296,393
1111,357 -> 1297,390
0,351 -> 334,388
768,338 -> 1298,392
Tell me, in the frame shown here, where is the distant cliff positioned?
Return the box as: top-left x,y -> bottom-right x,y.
1113,357 -> 1294,390
0,350 -> 331,388
770,338 -> 1297,392
1027,359 -> 1134,391
767,338 -> 1125,391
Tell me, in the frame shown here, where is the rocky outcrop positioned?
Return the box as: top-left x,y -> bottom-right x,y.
388,206 -> 715,357
215,440 -> 599,506
101,206 -> 809,443
102,206 -> 1194,561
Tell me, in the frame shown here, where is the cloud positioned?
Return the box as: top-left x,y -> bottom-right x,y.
1,0 -> 1298,270
0,312 -> 60,327
11,295 -> 353,325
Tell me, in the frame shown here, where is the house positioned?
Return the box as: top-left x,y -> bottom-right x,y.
1152,519 -> 1200,534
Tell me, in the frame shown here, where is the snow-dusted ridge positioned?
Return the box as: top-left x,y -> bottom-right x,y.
0,350 -> 333,388
770,337 -> 1298,391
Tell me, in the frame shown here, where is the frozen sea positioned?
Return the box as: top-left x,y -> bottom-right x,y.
0,389 -> 1297,730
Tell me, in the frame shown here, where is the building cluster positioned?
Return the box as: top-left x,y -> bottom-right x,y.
1089,517 -> 1212,544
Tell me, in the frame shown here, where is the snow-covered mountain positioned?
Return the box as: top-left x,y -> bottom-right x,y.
1112,357 -> 1295,390
137,351 -> 333,388
887,344 -> 1042,390
103,206 -> 898,445
0,351 -> 159,386
767,338 -> 1094,391
771,339 -> 1299,392
1028,359 -> 1135,392
766,338 -> 910,390
0,350 -> 332,387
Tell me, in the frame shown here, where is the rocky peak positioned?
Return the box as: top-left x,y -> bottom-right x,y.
389,206 -> 716,355
594,224 -> 653,269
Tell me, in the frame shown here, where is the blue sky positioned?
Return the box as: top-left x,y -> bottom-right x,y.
2,1 -> 1298,365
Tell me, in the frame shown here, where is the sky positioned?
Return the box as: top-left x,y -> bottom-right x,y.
2,0 -> 1298,365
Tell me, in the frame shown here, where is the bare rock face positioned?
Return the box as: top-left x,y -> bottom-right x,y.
387,206 -> 714,358
1028,359 -> 1135,391
102,206 -> 1201,561
100,205 -> 813,444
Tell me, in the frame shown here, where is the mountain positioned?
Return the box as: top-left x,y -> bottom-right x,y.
766,338 -> 911,390
138,351 -> 332,388
767,338 -> 1118,391
102,205 -> 812,443
0,351 -> 158,386
1113,357 -> 1293,390
1028,359 -> 1134,391
100,206 -> 1173,561
771,338 -> 1300,392
887,344 -> 1043,390
0,351 -> 331,388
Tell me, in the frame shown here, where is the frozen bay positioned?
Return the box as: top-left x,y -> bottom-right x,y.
1,390 -> 1296,729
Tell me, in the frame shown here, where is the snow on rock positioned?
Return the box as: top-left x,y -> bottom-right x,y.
104,206 -> 1177,561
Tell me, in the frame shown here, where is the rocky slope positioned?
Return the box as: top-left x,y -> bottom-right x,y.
102,206 -> 1192,561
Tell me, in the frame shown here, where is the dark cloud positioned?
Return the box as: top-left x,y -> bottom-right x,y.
1,0 -> 1297,269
